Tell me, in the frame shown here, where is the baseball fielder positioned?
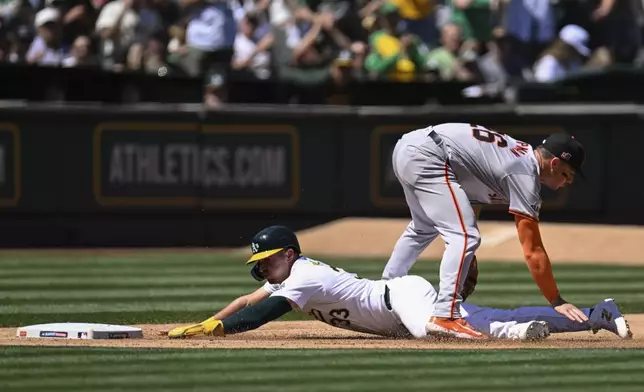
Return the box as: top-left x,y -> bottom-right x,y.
167,226 -> 631,341
383,123 -> 589,339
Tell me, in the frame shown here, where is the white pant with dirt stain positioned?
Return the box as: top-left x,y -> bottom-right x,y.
386,275 -> 592,339
384,128 -> 481,319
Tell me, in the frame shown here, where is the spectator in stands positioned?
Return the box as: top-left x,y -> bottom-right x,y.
174,0 -> 236,107
361,0 -> 439,48
294,0 -> 368,51
232,11 -> 273,79
1,0 -> 36,63
465,0 -> 509,88
470,29 -> 508,89
561,0 -> 643,68
45,0 -> 96,49
95,0 -> 139,71
1,0 -> 35,32
153,0 -> 180,28
26,7 -> 66,65
395,0 -> 439,48
176,0 -> 236,76
167,16 -> 187,63
133,0 -> 166,42
532,24 -> 590,83
424,21 -> 475,81
0,0 -> 20,20
268,9 -> 348,103
100,0 -> 166,73
122,0 -> 173,73
122,35 -> 168,75
8,0 -> 644,106
265,0 -> 295,28
142,33 -> 170,75
62,34 -> 96,66
499,0 -> 556,79
447,0 -> 493,55
284,13 -> 329,67
125,37 -> 144,69
364,2 -> 430,82
231,0 -> 272,39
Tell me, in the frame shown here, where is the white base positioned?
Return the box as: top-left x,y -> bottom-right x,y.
16,323 -> 143,340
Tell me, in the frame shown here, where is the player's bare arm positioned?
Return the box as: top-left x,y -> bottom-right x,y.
515,215 -> 588,323
212,286 -> 271,320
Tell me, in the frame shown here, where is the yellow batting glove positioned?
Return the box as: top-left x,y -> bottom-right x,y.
201,317 -> 225,336
167,317 -> 224,339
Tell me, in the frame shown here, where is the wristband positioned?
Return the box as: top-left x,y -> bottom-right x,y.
550,295 -> 567,307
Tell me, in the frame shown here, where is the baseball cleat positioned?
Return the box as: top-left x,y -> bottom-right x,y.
508,321 -> 550,341
588,298 -> 633,339
426,317 -> 489,339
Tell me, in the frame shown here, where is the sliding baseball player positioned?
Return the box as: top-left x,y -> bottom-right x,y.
167,226 -> 631,341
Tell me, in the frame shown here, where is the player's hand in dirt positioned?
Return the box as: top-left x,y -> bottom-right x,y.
167,317 -> 224,339
554,303 -> 589,323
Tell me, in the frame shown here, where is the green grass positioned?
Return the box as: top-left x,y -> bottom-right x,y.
1,346 -> 643,392
2,252 -> 644,391
1,252 -> 644,326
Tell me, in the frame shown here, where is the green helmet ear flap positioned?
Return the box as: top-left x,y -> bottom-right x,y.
250,262 -> 265,282
247,225 -> 301,282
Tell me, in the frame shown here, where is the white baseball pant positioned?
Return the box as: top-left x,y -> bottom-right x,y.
386,275 -> 592,339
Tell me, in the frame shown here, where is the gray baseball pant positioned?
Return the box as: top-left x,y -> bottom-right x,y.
382,128 -> 481,319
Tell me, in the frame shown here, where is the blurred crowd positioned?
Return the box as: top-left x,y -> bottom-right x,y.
1,0 -> 644,104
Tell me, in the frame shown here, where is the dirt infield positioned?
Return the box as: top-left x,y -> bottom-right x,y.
3,218 -> 644,350
2,318 -> 643,349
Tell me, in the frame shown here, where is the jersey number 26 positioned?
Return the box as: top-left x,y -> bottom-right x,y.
471,124 -> 508,148
471,124 -> 530,156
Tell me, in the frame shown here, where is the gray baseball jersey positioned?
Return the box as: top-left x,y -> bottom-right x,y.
384,122 -> 543,319
433,123 -> 542,220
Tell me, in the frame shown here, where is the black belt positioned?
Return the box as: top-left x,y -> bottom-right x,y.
384,285 -> 392,311
428,129 -> 449,164
428,129 -> 443,145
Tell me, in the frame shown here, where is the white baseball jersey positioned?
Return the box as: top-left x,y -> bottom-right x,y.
261,258 -> 591,340
263,257 -> 405,336
433,123 -> 542,220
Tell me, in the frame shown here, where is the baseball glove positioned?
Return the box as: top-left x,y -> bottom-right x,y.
461,255 -> 478,302
168,317 -> 224,339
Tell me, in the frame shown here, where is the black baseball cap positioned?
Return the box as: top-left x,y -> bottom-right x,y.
541,132 -> 586,179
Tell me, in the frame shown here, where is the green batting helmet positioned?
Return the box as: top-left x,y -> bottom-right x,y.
247,225 -> 301,282
247,225 -> 301,264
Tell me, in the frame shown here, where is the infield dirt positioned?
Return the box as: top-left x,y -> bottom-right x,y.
2,218 -> 644,350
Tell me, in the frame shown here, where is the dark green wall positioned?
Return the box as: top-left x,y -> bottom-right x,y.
0,104 -> 640,247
